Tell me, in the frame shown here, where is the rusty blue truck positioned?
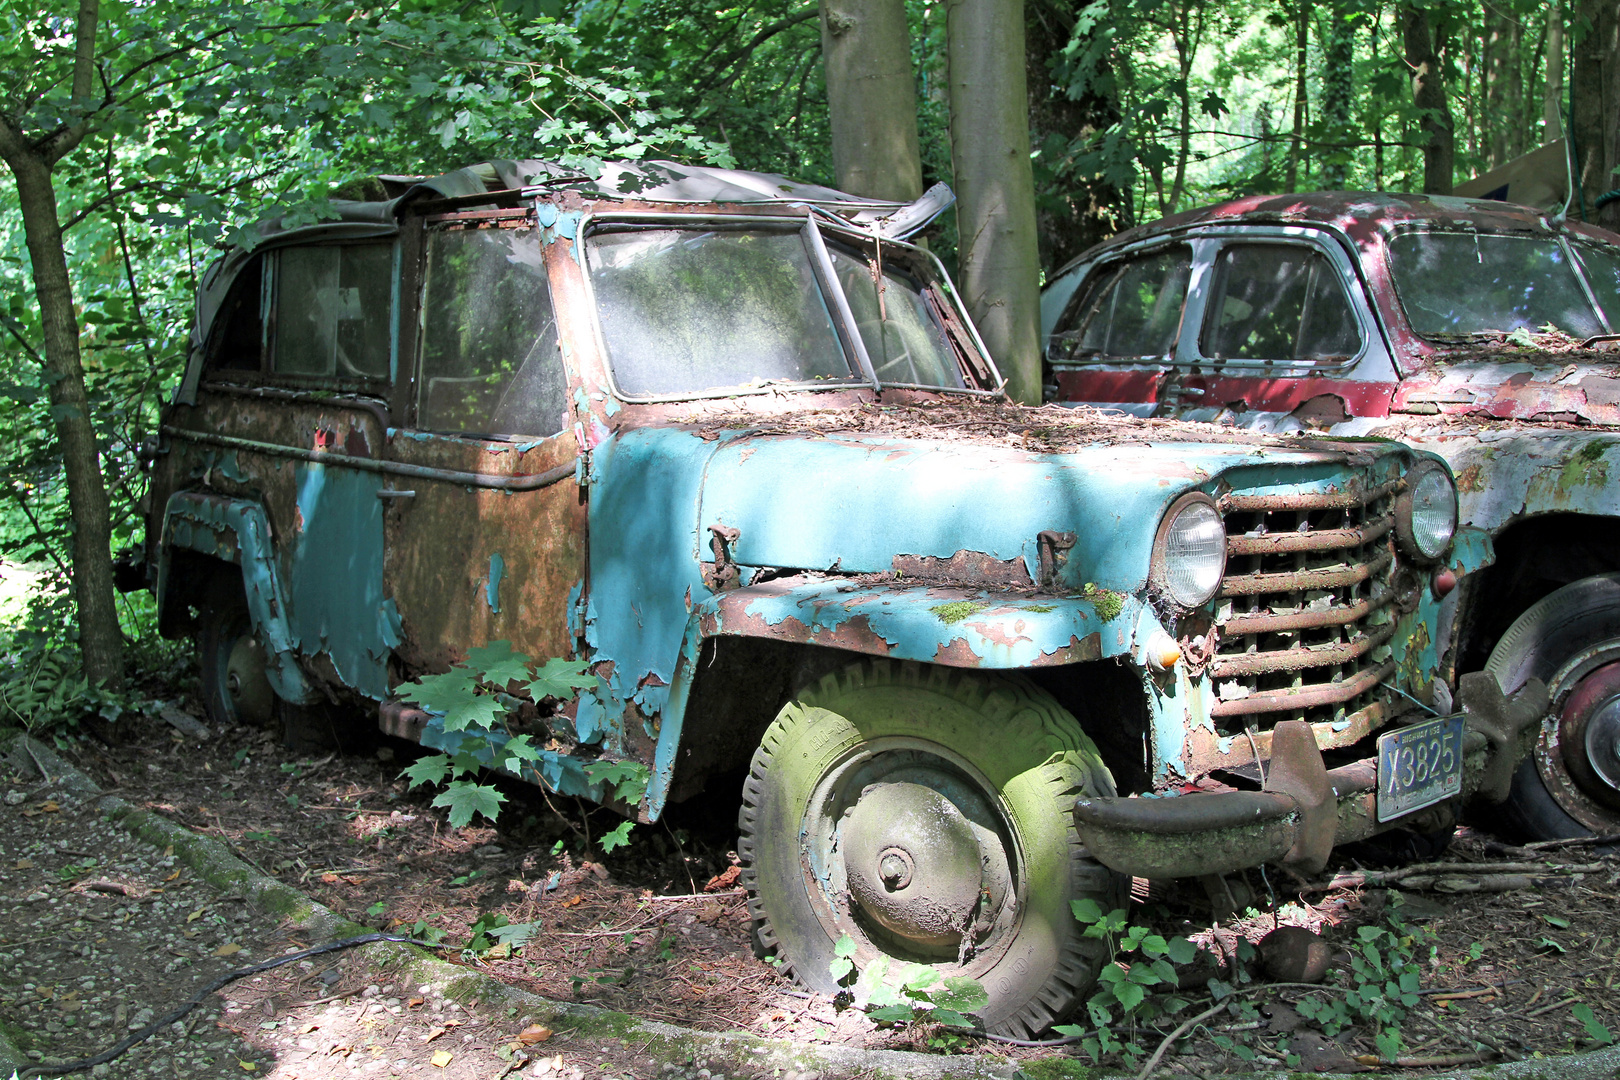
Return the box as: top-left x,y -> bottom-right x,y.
131,160 -> 1540,1037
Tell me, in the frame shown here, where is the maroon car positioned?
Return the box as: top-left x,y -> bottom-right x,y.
1042,192 -> 1620,844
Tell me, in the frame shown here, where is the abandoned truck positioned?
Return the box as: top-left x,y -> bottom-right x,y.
131,162 -> 1533,1037
1042,191 -> 1620,845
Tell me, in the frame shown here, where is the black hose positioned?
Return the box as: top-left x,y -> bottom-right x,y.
22,933 -> 443,1077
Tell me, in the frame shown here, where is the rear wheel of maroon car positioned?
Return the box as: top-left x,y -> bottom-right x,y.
737,660 -> 1125,1038
1486,573 -> 1620,841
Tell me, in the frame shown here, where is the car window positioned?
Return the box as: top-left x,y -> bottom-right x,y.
587,227 -> 854,396
1387,231 -> 1605,339
1201,244 -> 1361,364
829,246 -> 962,389
271,244 -> 392,379
417,226 -> 569,437
205,257 -> 265,374
1572,241 -> 1620,332
1050,247 -> 1191,362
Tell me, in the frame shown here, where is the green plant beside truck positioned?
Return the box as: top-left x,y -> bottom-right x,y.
125,160 -> 1543,1037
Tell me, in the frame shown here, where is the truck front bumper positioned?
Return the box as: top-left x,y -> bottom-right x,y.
1073,673 -> 1548,878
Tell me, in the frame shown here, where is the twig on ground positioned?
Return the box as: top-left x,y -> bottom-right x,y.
1136,1000 -> 1232,1080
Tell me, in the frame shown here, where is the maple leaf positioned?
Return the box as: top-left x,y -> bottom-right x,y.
525,657 -> 594,702
432,782 -> 506,828
465,640 -> 533,688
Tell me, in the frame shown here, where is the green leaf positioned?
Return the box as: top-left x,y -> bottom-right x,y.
931,1008 -> 974,1029
1167,937 -> 1198,965
441,693 -> 506,734
930,976 -> 989,1015
465,640 -> 533,687
1542,914 -> 1571,929
500,734 -> 541,772
901,965 -> 941,992
866,1004 -> 914,1024
1507,327 -> 1535,347
598,820 -> 635,853
1572,1003 -> 1614,1045
489,921 -> 539,947
398,668 -> 479,712
1112,980 -> 1146,1012
400,754 -> 451,790
827,958 -> 853,981
1374,1027 -> 1402,1064
526,657 -> 595,701
1071,898 -> 1105,924
834,934 -> 858,959
431,781 -> 506,828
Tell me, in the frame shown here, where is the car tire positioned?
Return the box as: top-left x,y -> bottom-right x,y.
197,580 -> 275,731
737,660 -> 1125,1038
1485,573 -> 1620,841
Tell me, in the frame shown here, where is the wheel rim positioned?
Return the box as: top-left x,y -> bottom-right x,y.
220,632 -> 274,728
1536,643 -> 1620,827
801,738 -> 1020,968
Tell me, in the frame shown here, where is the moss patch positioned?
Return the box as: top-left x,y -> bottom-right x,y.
1016,1058 -> 1098,1080
0,1017 -> 35,1051
1558,439 -> 1610,491
931,601 -> 987,624
1081,583 -> 1126,622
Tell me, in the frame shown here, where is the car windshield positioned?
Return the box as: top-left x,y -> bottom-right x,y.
1050,246 -> 1191,362
1387,231 -> 1608,340
586,224 -> 972,397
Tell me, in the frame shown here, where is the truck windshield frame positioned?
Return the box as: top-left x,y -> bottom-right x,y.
579,210 -> 996,403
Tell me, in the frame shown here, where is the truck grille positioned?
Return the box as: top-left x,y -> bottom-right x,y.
1209,477 -> 1405,735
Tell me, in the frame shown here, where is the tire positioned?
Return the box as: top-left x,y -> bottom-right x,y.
196,576 -> 337,750
1485,573 -> 1620,840
197,581 -> 275,730
737,660 -> 1126,1038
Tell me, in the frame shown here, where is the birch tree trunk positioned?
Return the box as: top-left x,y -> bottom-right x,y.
819,0 -> 924,201
0,0 -> 125,689
946,0 -> 1042,404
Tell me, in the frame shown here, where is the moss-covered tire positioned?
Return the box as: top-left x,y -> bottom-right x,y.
737,660 -> 1126,1038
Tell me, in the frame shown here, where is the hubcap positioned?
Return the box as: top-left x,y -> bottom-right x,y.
223,634 -> 274,727
841,783 -> 984,951
1557,660 -> 1620,812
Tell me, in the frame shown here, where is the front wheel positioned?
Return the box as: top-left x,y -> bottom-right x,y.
197,582 -> 274,730
737,661 -> 1126,1038
1486,573 -> 1620,840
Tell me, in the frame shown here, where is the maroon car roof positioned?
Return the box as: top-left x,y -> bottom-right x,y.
1067,191 -> 1620,272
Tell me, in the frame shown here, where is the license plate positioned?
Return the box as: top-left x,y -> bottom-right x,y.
1376,714 -> 1466,822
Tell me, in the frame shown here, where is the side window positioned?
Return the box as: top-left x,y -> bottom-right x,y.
270,244 -> 393,380
417,226 -> 568,437
1200,244 -> 1361,364
1573,241 -> 1620,330
204,257 -> 265,374
1051,247 -> 1192,361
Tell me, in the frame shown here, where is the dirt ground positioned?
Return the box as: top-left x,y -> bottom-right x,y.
40,698 -> 1620,1076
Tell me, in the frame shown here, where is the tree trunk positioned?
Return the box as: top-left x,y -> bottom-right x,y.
0,0 -> 124,689
1025,0 -> 1123,271
1320,1 -> 1356,188
1402,4 -> 1454,194
946,0 -> 1042,404
819,0 -> 924,201
1571,0 -> 1620,229
1544,3 -> 1563,138
0,147 -> 125,689
1286,0 -> 1310,190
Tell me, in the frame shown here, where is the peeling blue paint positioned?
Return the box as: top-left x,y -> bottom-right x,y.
158,493 -> 316,705
486,553 -> 505,614
287,464 -> 401,700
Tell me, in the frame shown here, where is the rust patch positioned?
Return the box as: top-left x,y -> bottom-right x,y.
892,550 -> 1034,587
344,426 -> 371,459
708,595 -> 896,656
932,637 -> 982,666
962,619 -> 1033,649
1038,632 -> 1103,664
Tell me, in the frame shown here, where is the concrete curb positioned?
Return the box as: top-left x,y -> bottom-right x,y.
5,732 -> 1617,1080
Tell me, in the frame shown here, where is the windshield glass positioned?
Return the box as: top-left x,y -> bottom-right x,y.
588,227 -> 854,396
1050,246 -> 1191,362
1387,231 -> 1606,339
829,246 -> 962,388
1573,241 -> 1620,330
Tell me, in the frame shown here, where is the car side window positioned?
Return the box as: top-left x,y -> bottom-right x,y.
417,225 -> 568,438
1052,246 -> 1191,361
270,244 -> 393,380
1200,244 -> 1361,364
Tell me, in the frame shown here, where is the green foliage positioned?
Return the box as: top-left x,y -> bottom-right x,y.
838,941 -> 989,1034
1293,901 -> 1431,1064
1056,902 -> 1199,1062
1572,1002 -> 1614,1046
396,645 -> 644,851
464,912 -> 540,956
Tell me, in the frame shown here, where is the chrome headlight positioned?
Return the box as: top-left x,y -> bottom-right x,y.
1395,462 -> 1457,561
1154,494 -> 1227,607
